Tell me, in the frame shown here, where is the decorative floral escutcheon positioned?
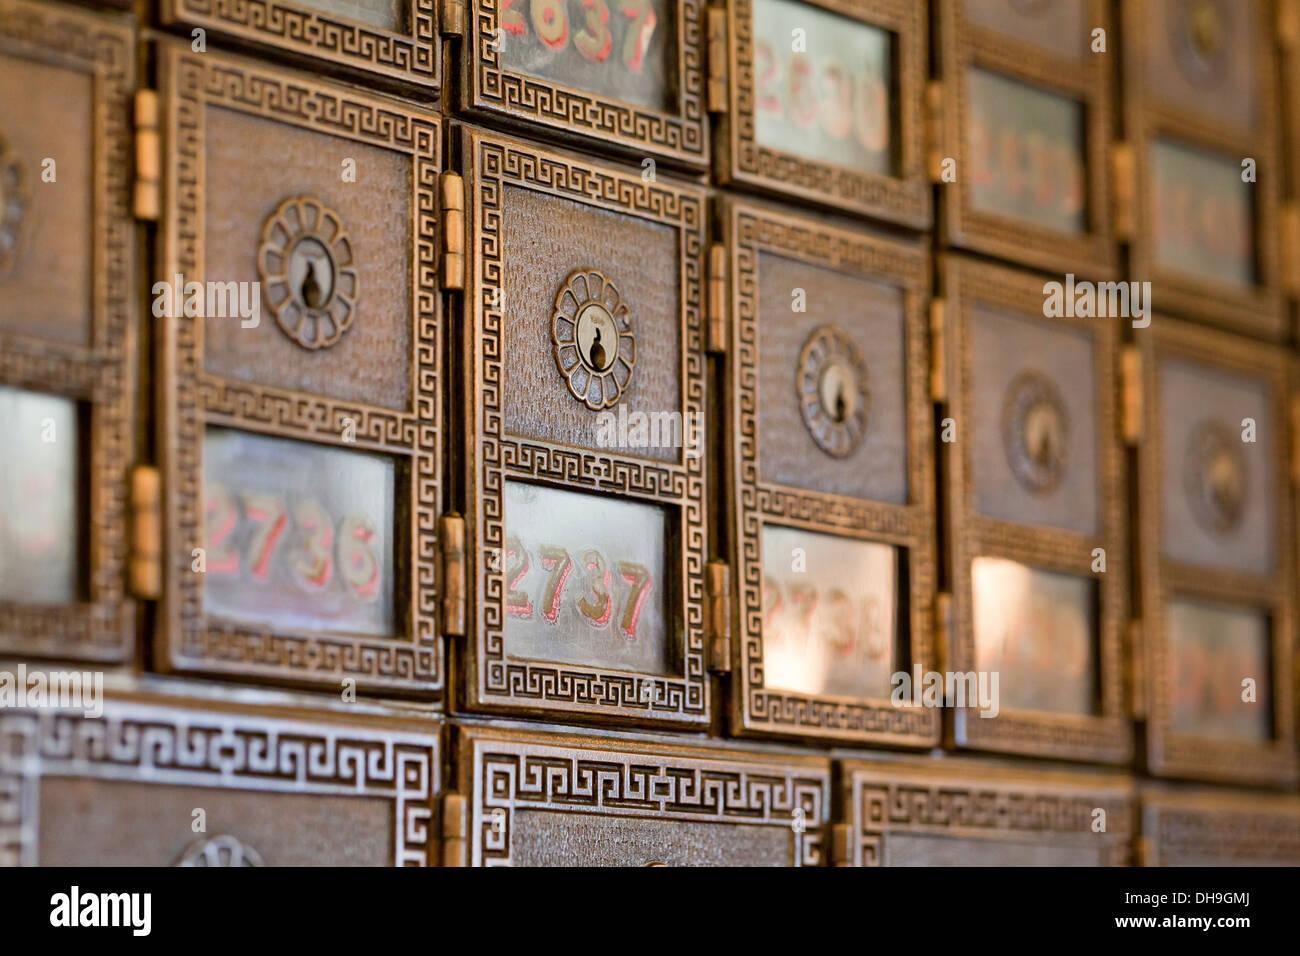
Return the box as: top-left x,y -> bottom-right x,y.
1001,369 -> 1069,496
176,835 -> 265,867
1170,0 -> 1230,87
551,269 -> 636,410
258,195 -> 359,350
1184,419 -> 1246,535
796,324 -> 870,458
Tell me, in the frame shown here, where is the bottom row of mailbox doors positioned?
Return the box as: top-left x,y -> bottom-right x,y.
2,692 -> 1295,866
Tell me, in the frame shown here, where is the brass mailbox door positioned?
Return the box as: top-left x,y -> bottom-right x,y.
935,0 -> 1117,278
160,0 -> 441,93
1138,318 -> 1296,786
0,0 -> 136,663
0,688 -> 442,866
454,0 -> 707,168
1123,0 -> 1284,339
714,0 -> 930,227
454,726 -> 829,866
153,45 -> 445,697
940,256 -> 1130,764
457,126 -> 710,728
722,200 -> 937,747
837,760 -> 1134,866
1140,789 -> 1300,866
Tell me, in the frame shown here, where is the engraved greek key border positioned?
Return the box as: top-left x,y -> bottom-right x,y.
0,704 -> 439,866
1147,805 -> 1300,865
1139,320 -> 1296,785
855,777 -> 1132,867
1123,0 -> 1284,337
0,0 -> 135,662
171,0 -> 439,85
729,206 -> 937,741
728,0 -> 929,224
941,0 -> 1118,277
163,47 -> 442,691
474,740 -> 826,866
470,134 -> 708,720
470,0 -> 707,163
944,257 -> 1131,762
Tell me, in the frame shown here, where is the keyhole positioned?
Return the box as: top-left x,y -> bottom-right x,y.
300,257 -> 324,309
1190,0 -> 1221,57
1026,404 -> 1058,467
1208,449 -> 1241,517
588,325 -> 607,371
819,363 -> 853,425
1032,422 -> 1052,465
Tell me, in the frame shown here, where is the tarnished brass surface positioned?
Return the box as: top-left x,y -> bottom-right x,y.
1123,0 -> 1284,337
940,256 -> 1131,764
0,687 -> 442,866
935,0 -> 1118,276
456,726 -> 829,866
458,127 -> 709,727
839,760 -> 1134,867
1137,318 -> 1296,786
715,0 -> 931,226
1,0 -> 1298,871
720,199 -> 938,747
455,0 -> 707,165
0,0 -> 136,664
152,44 -> 444,695
159,0 -> 441,91
1141,788 -> 1300,866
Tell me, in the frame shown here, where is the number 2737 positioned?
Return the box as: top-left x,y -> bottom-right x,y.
503,534 -> 654,639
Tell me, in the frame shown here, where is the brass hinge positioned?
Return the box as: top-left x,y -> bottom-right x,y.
829,822 -> 853,866
706,560 -> 731,674
1290,397 -> 1300,485
1120,345 -> 1142,446
1127,619 -> 1146,720
924,80 -> 945,182
932,591 -> 952,665
439,513 -> 466,636
929,298 -> 946,404
706,7 -> 728,113
1280,204 -> 1300,297
133,90 -> 161,222
707,243 -> 728,353
128,465 -> 162,600
1111,141 -> 1135,242
440,0 -> 465,36
441,792 -> 468,867
440,171 -> 465,291
1280,0 -> 1299,51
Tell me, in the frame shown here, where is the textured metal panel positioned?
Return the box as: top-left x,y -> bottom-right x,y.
0,0 -> 136,664
153,43 -> 444,696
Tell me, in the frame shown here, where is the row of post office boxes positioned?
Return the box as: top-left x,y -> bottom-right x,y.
2,684 -> 1297,865
26,0 -> 1300,341
2,4 -> 1299,788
